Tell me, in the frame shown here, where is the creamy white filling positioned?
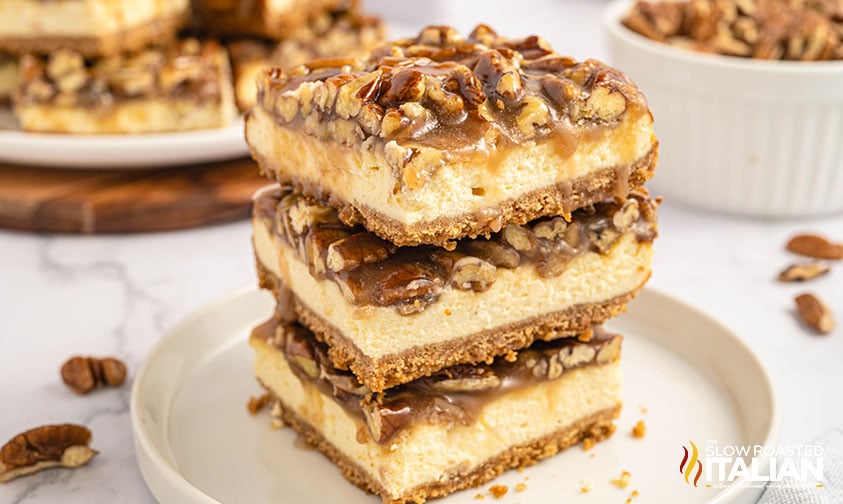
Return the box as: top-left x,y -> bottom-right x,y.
254,216 -> 651,359
0,0 -> 188,37
14,99 -> 236,134
247,106 -> 655,225
253,336 -> 621,500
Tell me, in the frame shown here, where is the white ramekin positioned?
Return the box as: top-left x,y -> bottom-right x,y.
605,0 -> 843,218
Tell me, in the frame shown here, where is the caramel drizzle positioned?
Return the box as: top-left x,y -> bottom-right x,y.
258,25 -> 648,153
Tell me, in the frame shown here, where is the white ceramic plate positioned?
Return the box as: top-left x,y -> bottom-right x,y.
0,107 -> 248,169
131,287 -> 778,504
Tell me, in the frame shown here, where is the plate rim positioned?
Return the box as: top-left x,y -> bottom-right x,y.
130,285 -> 779,504
0,115 -> 248,169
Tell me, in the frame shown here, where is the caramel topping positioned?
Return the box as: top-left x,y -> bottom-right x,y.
255,318 -> 622,444
16,38 -> 227,107
256,187 -> 659,315
256,25 -> 648,155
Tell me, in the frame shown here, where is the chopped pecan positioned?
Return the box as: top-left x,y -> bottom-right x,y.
503,225 -> 537,252
778,262 -> 831,283
612,199 -> 641,232
287,199 -> 338,235
589,227 -> 620,254
516,96 -> 550,138
533,217 -> 568,241
429,366 -> 501,393
326,233 -> 394,273
624,0 -> 843,61
305,228 -> 351,276
596,336 -> 622,364
451,256 -> 497,292
461,240 -> 520,268
362,400 -> 410,443
283,327 -> 321,378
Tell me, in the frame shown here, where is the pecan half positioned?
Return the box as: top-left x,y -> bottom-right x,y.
794,293 -> 835,334
0,425 -> 97,483
786,234 -> 843,260
60,356 -> 127,395
326,233 -> 394,273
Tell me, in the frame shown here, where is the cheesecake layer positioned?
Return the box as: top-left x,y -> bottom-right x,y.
192,0 -> 354,39
228,9 -> 385,111
252,323 -> 621,503
246,24 -> 658,247
0,0 -> 188,57
13,39 -> 237,134
253,188 -> 656,391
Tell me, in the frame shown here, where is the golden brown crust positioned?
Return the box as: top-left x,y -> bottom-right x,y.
253,145 -> 658,248
0,11 -> 188,57
256,259 -> 646,392
262,388 -> 620,504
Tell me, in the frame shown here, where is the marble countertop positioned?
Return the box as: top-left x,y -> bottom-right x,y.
2,1 -> 842,503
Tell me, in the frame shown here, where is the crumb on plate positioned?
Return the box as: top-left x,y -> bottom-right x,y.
489,484 -> 508,498
611,470 -> 632,488
632,420 -> 646,438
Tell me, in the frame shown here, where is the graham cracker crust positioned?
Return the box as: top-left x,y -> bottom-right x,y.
256,259 -> 646,392
254,144 -> 658,249
262,387 -> 620,504
0,11 -> 188,57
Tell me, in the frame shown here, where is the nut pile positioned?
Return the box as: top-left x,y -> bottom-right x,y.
262,188 -> 658,314
16,38 -> 226,107
268,320 -> 622,444
0,355 -> 127,484
624,0 -> 843,60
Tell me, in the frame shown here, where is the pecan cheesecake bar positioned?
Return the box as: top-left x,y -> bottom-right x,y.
0,0 -> 189,57
228,9 -> 385,111
251,317 -> 622,504
246,25 -> 658,249
0,55 -> 17,104
192,0 -> 355,39
13,38 -> 237,134
253,186 -> 657,392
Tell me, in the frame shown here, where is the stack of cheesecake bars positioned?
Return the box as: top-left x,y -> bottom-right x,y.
246,25 -> 660,504
0,0 -> 383,133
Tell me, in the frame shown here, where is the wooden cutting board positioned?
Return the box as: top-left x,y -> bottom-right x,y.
0,158 -> 269,233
